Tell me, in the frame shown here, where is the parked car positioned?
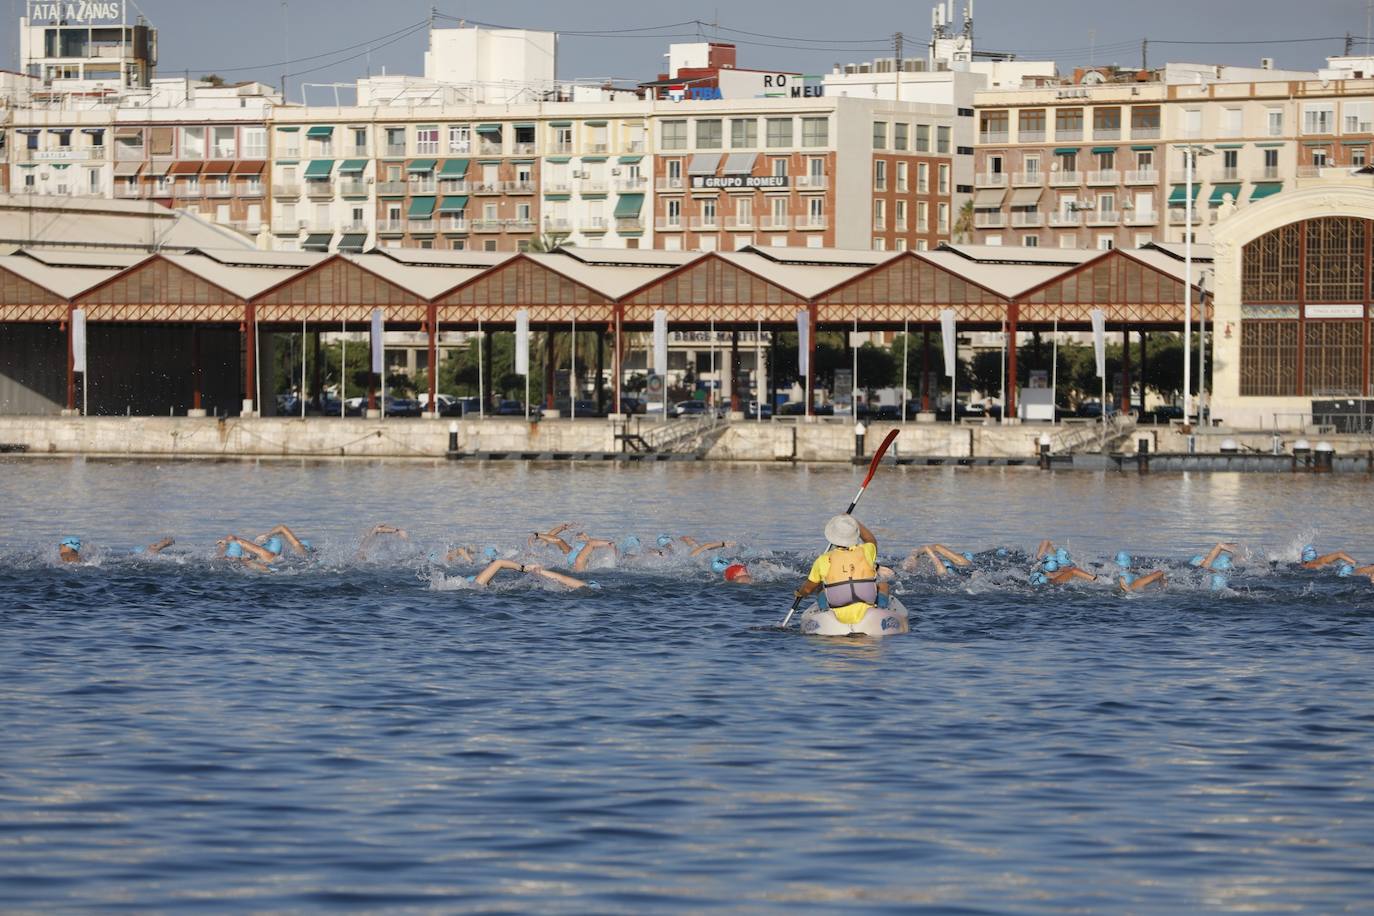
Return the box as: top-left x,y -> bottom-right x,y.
874,404 -> 903,421
495,399 -> 526,416
744,400 -> 774,419
1141,405 -> 1184,424
555,398 -> 602,417
384,396 -> 422,417
1075,401 -> 1118,419
674,399 -> 711,418
618,396 -> 646,415
344,397 -> 367,417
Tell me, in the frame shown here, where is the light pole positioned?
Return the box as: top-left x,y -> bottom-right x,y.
1180,144 -> 1214,427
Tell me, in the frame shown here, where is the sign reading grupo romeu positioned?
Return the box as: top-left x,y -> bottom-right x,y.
27,1 -> 124,24
691,175 -> 790,190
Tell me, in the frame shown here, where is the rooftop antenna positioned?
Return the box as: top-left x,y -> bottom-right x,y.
1089,28 -> 1097,68
280,0 -> 289,103
1367,0 -> 1372,54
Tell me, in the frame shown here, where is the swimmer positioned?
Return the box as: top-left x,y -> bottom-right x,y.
711,556 -> 753,584
1189,543 -> 1238,571
1113,551 -> 1167,593
1030,551 -> 1096,586
218,535 -> 277,572
356,524 -> 408,560
1297,544 -> 1359,570
256,524 -> 311,557
57,536 -> 82,563
904,544 -> 974,576
467,558 -> 593,591
142,537 -> 176,556
648,534 -> 737,557
527,523 -> 575,549
529,528 -> 618,571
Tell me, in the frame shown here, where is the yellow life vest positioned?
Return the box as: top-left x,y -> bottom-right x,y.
821,544 -> 879,622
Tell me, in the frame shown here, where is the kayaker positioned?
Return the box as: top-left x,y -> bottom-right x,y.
792,515 -> 890,624
466,558 -> 595,591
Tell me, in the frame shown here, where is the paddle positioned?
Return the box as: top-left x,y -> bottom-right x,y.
778,427 -> 901,629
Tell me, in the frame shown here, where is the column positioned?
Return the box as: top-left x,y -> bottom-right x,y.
66,306 -> 76,412
921,326 -> 931,412
192,325 -> 203,412
1121,328 -> 1132,414
543,327 -> 556,410
426,305 -> 438,416
730,329 -> 741,412
1006,318 -> 1018,420
243,305 -> 256,416
1139,331 -> 1149,415
805,306 -> 817,417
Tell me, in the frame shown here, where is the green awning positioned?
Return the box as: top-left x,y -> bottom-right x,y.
1250,182 -> 1283,201
407,196 -> 436,218
1090,146 -> 1116,154
512,158 -> 535,165
276,126 -> 300,133
338,159 -> 367,174
479,160 -> 501,167
618,155 -> 643,164
514,122 -> 535,129
338,233 -> 367,253
1129,145 -> 1155,151
1208,183 -> 1241,206
303,233 -> 333,251
1167,183 -> 1202,205
613,193 -> 644,218
476,123 -> 502,134
407,159 -> 436,173
439,159 -> 469,177
546,156 -> 571,164
1214,143 -> 1244,150
549,120 -> 572,128
1053,147 -> 1078,155
305,126 -> 334,138
438,195 -> 468,213
1342,139 -> 1371,146
304,159 -> 334,179
587,120 -> 608,127
581,156 -> 607,162
1256,142 -> 1284,148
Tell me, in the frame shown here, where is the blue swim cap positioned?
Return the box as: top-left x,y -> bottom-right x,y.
711,556 -> 730,574
1189,555 -> 1205,567
943,560 -> 954,570
1115,551 -> 1132,568
586,580 -> 602,590
264,536 -> 284,556
1301,546 -> 1317,563
1042,558 -> 1060,572
225,541 -> 244,558
1120,572 -> 1136,586
299,539 -> 313,552
1338,563 -> 1355,578
1055,547 -> 1070,561
464,574 -> 476,583
620,535 -> 641,551
995,547 -> 1009,557
1030,571 -> 1048,586
483,545 -> 499,560
656,534 -> 673,548
59,536 -> 81,551
1210,573 -> 1228,591
962,551 -> 974,562
1212,554 -> 1233,571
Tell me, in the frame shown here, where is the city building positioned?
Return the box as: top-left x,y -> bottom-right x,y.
19,0 -> 156,95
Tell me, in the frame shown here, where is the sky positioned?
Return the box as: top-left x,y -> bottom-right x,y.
14,0 -> 1373,100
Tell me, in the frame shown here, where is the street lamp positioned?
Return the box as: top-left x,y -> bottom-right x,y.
1180,144 -> 1214,427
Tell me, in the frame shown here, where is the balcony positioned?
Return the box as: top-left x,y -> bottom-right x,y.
1086,210 -> 1120,226
587,143 -> 609,155
1018,130 -> 1047,144
507,219 -> 535,233
975,172 -> 1009,188
549,143 -> 573,156
1124,210 -> 1158,226
377,219 -> 405,235
656,217 -> 685,231
1086,170 -> 1120,186
1130,126 -> 1161,140
472,219 -> 504,233
439,179 -> 471,193
1011,211 -> 1044,227
239,182 -> 265,198
512,142 -> 536,155
760,216 -> 792,230
306,181 -> 334,199
441,217 -> 468,233
1212,168 -> 1240,182
344,146 -> 369,158
341,220 -> 368,232
614,177 -> 647,192
205,184 -> 234,199
1049,171 -> 1082,186
176,183 -> 202,199
376,181 -> 408,196
724,215 -> 755,230
1168,209 -> 1202,225
690,216 -> 720,230
1055,129 -> 1084,142
656,177 -> 685,192
543,218 -> 573,233
276,147 -> 301,160
1048,211 -> 1083,227
506,180 -> 536,194
1254,167 -> 1282,181
545,181 -> 572,195
114,185 -> 144,199
974,211 -> 1005,228
579,180 -> 608,195
471,181 -> 503,195
383,144 -> 407,158
272,219 -> 305,234
797,217 -> 828,230
979,131 -> 1010,145
272,183 -> 301,198
795,174 -> 828,190
1012,171 -> 1044,187
1124,169 -> 1158,184
616,217 -> 644,233
1092,128 -> 1121,141
407,219 -> 436,234
339,180 -> 369,197
581,216 -> 609,232
623,140 -> 646,154
409,179 -> 437,194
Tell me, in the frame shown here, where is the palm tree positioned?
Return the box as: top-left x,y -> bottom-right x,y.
527,231 -> 572,253
954,199 -> 975,244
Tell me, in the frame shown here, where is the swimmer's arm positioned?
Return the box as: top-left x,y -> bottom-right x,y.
929,544 -> 970,566
226,535 -> 275,561
687,540 -> 733,557
1354,564 -> 1374,577
445,546 -> 474,564
1201,543 -> 1237,567
1035,540 -> 1055,560
145,537 -> 174,555
242,558 -> 272,573
856,521 -> 877,547
1312,551 -> 1358,568
267,524 -> 307,555
924,546 -> 948,576
473,558 -> 521,586
529,566 -> 587,590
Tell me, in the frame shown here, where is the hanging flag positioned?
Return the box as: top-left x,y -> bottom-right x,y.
653,310 -> 667,377
796,311 -> 809,378
939,309 -> 956,378
370,308 -> 384,375
514,310 -> 530,375
1091,309 -> 1106,378
71,309 -> 87,373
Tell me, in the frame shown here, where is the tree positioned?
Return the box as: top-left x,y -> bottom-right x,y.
954,199 -> 975,244
200,74 -> 226,87
527,232 -> 571,253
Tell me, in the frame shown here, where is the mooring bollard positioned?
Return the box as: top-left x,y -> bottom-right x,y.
1220,437 -> 1238,455
1314,440 -> 1334,473
448,421 -> 459,454
1292,437 -> 1311,473
1137,436 -> 1150,474
1038,432 -> 1051,470
854,421 -> 867,460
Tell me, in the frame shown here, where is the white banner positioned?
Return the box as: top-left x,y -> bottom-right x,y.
796,311 -> 809,378
939,309 -> 956,378
1091,309 -> 1106,378
70,309 -> 87,374
652,310 -> 668,377
370,308 -> 384,375
1305,304 -> 1364,319
514,310 -> 530,375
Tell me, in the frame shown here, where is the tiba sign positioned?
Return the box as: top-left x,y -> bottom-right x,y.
27,1 -> 124,24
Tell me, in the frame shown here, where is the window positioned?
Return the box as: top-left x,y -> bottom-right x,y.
1181,109 -> 1202,139
449,125 -> 470,153
666,198 -> 682,226
185,175 -> 199,196
895,199 -> 907,230
483,239 -> 498,252
1092,107 -> 1121,136
1130,106 -> 1160,136
873,238 -> 887,251
808,157 -> 825,181
938,202 -> 949,233
1019,109 -> 1046,139
894,123 -> 909,150
242,127 -> 266,159
915,124 -> 930,152
1135,150 -> 1153,170
661,120 -> 687,150
736,197 -> 753,224
667,159 -> 682,183
1312,149 -> 1329,168
1302,104 -> 1334,135
917,162 -> 929,193
874,159 -> 887,191
917,201 -> 929,231
554,127 -> 573,151
1097,192 -> 1115,215
770,158 -> 787,178
1221,108 -> 1243,137
1266,109 -> 1284,137
895,238 -> 908,251
87,168 -> 100,194
1097,235 -> 1114,250
916,239 -> 928,251
1023,235 -> 1039,247
1056,108 -> 1084,138
1222,149 -> 1239,174
701,198 -> 717,225
515,124 -> 537,148
873,199 -> 886,229
801,117 -> 828,147
1263,148 -> 1279,176
730,118 -> 757,148
980,111 -> 1009,139
1343,101 -> 1373,134
386,127 -> 406,154
416,126 -> 439,155
695,119 -> 722,149
213,126 -> 236,158
1354,148 -> 1368,167
938,163 -> 950,194
351,127 -> 368,153
1096,150 -> 1114,170
936,126 -> 951,153
1059,234 -> 1078,249
180,126 -> 205,158
808,197 -> 824,224
896,161 -> 908,192
766,118 -> 793,147
1023,154 -> 1041,176
872,121 -> 887,149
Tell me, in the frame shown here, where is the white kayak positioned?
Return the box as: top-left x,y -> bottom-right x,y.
799,597 -> 909,637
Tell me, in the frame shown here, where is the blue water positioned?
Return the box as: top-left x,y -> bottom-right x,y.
3,459 -> 1374,912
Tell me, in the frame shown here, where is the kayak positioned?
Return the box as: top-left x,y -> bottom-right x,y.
799,597 -> 909,637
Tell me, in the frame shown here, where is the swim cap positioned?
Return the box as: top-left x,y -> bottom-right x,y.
657,534 -> 673,548
225,541 -> 244,558
1210,573 -> 1228,591
299,539 -> 313,552
264,536 -> 284,556
620,535 -> 641,551
724,563 -> 748,582
1030,571 -> 1048,586
1115,551 -> 1132,568
464,574 -> 476,583
1301,545 -> 1317,563
1189,555 -> 1205,567
1212,554 -> 1233,571
586,580 -> 602,590
711,556 -> 730,574
962,551 -> 974,562
1120,572 -> 1136,587
59,536 -> 81,551
1338,563 -> 1355,578
995,547 -> 1009,557
1042,558 -> 1059,572
942,560 -> 954,570
824,515 -> 861,547
483,546 -> 499,560
1055,547 -> 1070,561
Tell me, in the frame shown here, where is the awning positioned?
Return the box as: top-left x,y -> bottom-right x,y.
232,160 -> 266,175
305,126 -> 334,138
338,233 -> 367,253
304,159 -> 334,179
438,195 -> 468,213
514,122 -> 535,129
618,155 -> 643,164
613,194 -> 644,218
303,233 -> 333,251
438,158 -> 469,177
113,161 -> 143,177
973,187 -> 1007,208
1256,142 -> 1284,148
144,159 -> 173,177
407,159 -> 436,173
547,121 -> 571,128
114,127 -> 142,140
407,196 -> 436,219
1008,187 -> 1043,207
1053,147 -> 1078,155
1214,143 -> 1244,150
580,156 -> 606,163
546,156 -> 571,164
722,152 -> 757,174
1250,182 -> 1283,201
169,161 -> 202,175
15,128 -> 39,135
48,128 -> 72,135
50,164 -> 69,170
276,126 -> 300,133
586,120 -> 608,127
203,160 -> 233,176
1090,146 -> 1116,154
1129,144 -> 1155,151
337,159 -> 367,175
476,123 -> 503,134
1167,183 -> 1202,205
1208,183 -> 1241,206
687,153 -> 723,175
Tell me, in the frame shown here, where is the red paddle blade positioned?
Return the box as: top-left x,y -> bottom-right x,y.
860,429 -> 901,490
